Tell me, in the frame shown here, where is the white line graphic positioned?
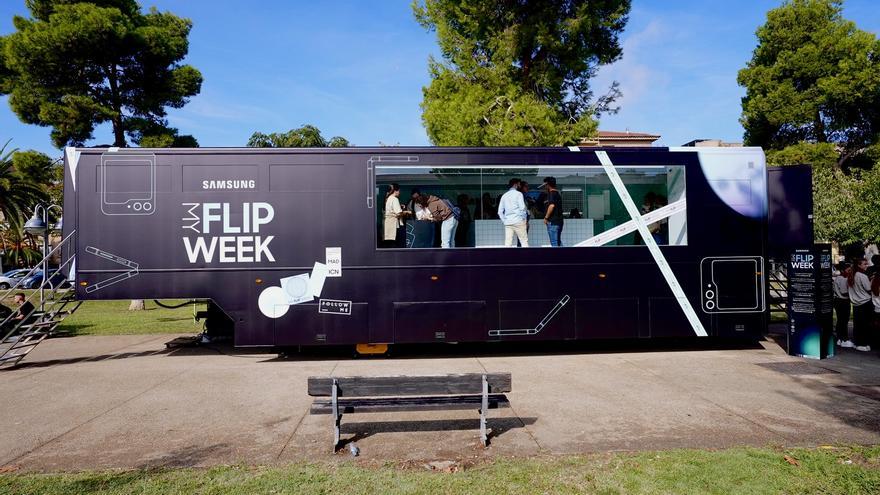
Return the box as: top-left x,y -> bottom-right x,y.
84,246 -> 140,293
488,295 -> 571,337
575,199 -> 687,247
595,151 -> 707,337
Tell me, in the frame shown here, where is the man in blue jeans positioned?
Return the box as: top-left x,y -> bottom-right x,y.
541,177 -> 564,247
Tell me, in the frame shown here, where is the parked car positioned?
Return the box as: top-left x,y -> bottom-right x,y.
20,270 -> 70,290
0,268 -> 32,290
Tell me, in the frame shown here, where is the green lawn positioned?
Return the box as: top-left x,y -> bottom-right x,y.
1,292 -> 204,336
56,299 -> 205,336
0,446 -> 877,495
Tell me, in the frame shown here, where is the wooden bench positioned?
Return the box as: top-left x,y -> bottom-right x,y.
308,373 -> 512,452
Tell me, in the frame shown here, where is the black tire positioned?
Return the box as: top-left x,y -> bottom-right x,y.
0,283 -> 9,290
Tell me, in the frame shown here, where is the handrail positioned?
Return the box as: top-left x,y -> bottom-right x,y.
0,255 -> 75,334
0,230 -> 77,337
0,230 -> 75,301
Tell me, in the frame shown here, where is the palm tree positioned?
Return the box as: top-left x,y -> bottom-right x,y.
0,140 -> 46,226
0,217 -> 41,268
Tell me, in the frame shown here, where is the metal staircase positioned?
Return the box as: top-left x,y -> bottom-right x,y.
0,230 -> 81,369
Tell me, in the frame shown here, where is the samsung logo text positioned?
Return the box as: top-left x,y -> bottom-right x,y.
202,180 -> 256,190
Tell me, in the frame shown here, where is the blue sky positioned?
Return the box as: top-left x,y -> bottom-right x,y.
1,0 -> 878,156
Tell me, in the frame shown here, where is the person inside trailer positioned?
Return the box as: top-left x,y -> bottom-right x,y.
454,193 -> 473,248
497,178 -> 529,248
540,177 -> 564,247
406,189 -> 435,248
382,183 -> 410,248
413,191 -> 459,248
408,189 -> 432,221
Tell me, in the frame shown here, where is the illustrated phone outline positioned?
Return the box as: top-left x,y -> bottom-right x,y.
100,153 -> 156,216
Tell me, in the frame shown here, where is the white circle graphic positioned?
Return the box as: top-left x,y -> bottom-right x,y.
258,286 -> 289,318
284,277 -> 309,299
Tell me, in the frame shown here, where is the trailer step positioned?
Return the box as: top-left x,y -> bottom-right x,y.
0,231 -> 82,369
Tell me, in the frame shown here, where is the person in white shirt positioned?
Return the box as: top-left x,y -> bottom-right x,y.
833,262 -> 853,347
497,178 -> 529,247
408,191 -> 433,221
872,271 -> 880,352
848,258 -> 873,351
383,183 -> 411,248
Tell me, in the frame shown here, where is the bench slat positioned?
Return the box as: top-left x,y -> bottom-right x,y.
307,373 -> 512,397
310,394 -> 510,414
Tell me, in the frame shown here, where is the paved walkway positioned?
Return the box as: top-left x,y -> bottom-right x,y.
1,333 -> 878,472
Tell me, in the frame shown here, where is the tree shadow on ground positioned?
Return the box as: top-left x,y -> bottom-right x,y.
137,443 -> 234,469
756,326 -> 880,437
9,348 -> 177,369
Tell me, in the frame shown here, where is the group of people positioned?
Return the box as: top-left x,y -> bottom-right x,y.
832,255 -> 880,352
0,293 -> 36,332
383,177 -> 566,249
498,176 -> 564,247
383,184 -> 460,248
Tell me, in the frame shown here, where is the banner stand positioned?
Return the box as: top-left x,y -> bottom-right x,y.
787,245 -> 834,359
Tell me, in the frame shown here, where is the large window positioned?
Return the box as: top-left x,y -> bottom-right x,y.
376,165 -> 686,249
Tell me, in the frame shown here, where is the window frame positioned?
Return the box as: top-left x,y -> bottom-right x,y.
372,164 -> 688,251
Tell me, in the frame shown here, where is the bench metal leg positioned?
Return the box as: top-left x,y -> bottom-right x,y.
332,378 -> 341,453
479,374 -> 488,447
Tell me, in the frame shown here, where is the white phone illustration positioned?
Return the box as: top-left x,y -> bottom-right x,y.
100,153 -> 156,215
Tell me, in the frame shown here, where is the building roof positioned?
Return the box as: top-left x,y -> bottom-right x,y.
596,130 -> 661,139
578,130 -> 661,147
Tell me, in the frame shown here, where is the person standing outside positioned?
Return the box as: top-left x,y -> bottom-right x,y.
866,254 -> 880,279
833,262 -> 853,348
872,271 -> 880,352
848,258 -> 873,352
541,177 -> 564,247
11,293 -> 35,326
497,178 -> 529,247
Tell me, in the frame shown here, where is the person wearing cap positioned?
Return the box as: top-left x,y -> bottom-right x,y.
541,177 -> 564,247
497,178 -> 529,247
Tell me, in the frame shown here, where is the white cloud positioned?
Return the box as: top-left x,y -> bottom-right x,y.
593,19 -> 672,110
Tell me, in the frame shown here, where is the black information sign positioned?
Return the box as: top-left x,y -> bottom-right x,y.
787,245 -> 833,359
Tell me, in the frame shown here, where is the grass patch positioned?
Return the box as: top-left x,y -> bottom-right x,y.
0,446 -> 877,494
56,299 -> 205,336
2,291 -> 203,336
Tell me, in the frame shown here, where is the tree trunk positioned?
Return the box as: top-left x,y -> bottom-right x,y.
128,299 -> 145,311
113,117 -> 126,148
107,64 -> 127,147
814,110 -> 827,143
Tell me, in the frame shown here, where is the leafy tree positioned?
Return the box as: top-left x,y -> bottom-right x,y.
0,0 -> 202,148
0,141 -> 47,226
12,149 -> 55,188
11,148 -> 63,211
0,216 -> 42,270
413,0 -> 629,146
738,0 -> 880,166
127,118 -> 198,148
767,142 -> 880,244
247,125 -> 350,148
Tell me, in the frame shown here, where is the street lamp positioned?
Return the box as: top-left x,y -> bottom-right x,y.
24,204 -> 63,311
